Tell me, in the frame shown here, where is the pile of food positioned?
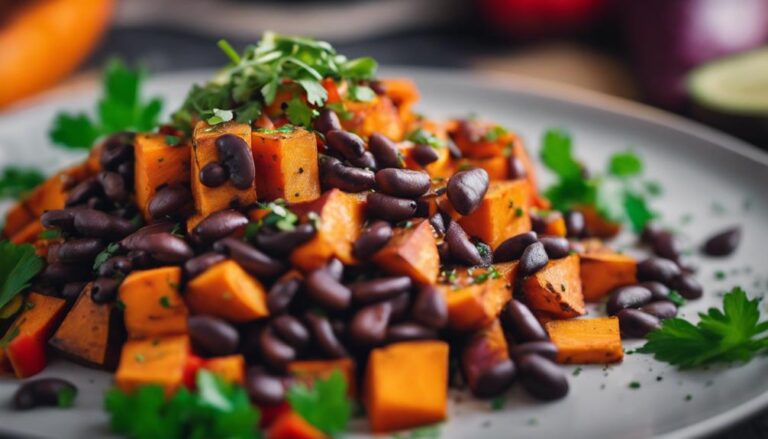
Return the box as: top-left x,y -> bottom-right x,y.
0,33 -> 750,438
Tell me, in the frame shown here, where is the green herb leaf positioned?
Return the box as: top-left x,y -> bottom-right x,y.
57,386 -> 78,408
49,113 -> 101,150
0,241 -> 44,310
0,166 -> 45,200
623,190 -> 656,233
297,79 -> 328,106
608,151 -> 643,177
667,290 -> 686,307
484,125 -> 508,142
540,129 -> 582,180
286,369 -> 352,435
340,57 -> 378,80
406,128 -> 445,149
348,84 -> 376,102
207,108 -> 234,126
93,243 -> 120,271
217,39 -> 242,65
285,98 -> 315,128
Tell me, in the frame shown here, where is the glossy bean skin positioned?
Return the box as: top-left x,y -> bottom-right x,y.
640,281 -> 671,302
188,315 -> 240,357
366,193 -> 417,222
56,238 -> 105,263
271,315 -> 310,349
184,252 -> 226,279
539,236 -> 570,259
122,232 -> 194,264
468,359 -> 516,399
66,178 -> 101,207
386,322 -> 438,343
412,285 -> 449,329
518,242 -> 549,278
216,134 -> 256,189
215,237 -> 286,279
324,258 -> 345,282
375,168 -> 431,198
640,300 -> 678,320
606,285 -> 653,316
61,282 -> 87,301
14,378 -> 77,410
368,133 -> 403,169
509,341 -> 558,362
325,130 -> 365,160
258,327 -> 296,371
447,168 -> 489,215
446,221 -> 484,266
320,156 -> 376,192
493,231 -> 538,263
304,313 -> 348,358
314,108 -> 342,134
100,134 -> 134,170
306,269 -> 352,311
617,309 -> 661,338
501,299 -> 549,342
349,301 -> 393,346
669,273 -> 703,299
517,354 -> 569,401
637,257 -> 681,285
98,256 -> 133,278
254,223 -> 316,257
411,144 -> 439,166
91,277 -> 121,304
41,209 -> 77,232
353,221 -> 393,260
267,273 -> 303,315
245,368 -> 285,406
98,171 -> 128,203
39,263 -> 90,285
148,184 -> 193,219
508,156 -> 527,179
349,151 -> 377,170
564,210 -> 585,238
200,162 -> 229,187
428,213 -> 446,237
193,210 -> 248,244
702,226 -> 741,256
73,209 -> 136,239
650,230 -> 681,261
350,276 -> 412,304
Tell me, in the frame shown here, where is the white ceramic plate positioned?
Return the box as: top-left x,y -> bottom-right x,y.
1,69 -> 767,439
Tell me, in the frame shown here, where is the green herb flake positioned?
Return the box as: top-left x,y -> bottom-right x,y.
484,125 -> 508,142
93,243 -> 120,271
0,241 -> 44,310
628,381 -> 641,389
608,151 -> 643,177
489,396 -> 505,411
667,290 -> 686,307
116,300 -> 126,311
159,296 -> 171,309
287,369 -> 352,434
715,271 -> 726,280
572,367 -> 582,377
57,386 -> 77,408
38,229 -> 62,240
285,98 -> 315,128
406,128 -> 445,149
165,135 -> 181,146
472,265 -> 500,285
134,353 -> 145,363
348,84 -> 376,102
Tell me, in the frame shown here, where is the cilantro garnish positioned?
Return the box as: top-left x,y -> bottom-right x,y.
348,84 -> 376,102
0,241 -> 44,310
0,166 -> 45,200
93,243 -> 120,271
472,265 -> 500,285
285,98 -> 317,128
257,200 -> 299,231
608,151 -> 643,177
286,369 -> 352,435
50,59 -> 163,150
484,125 -> 508,142
667,290 -> 686,307
406,129 -> 445,149
639,287 -> 768,368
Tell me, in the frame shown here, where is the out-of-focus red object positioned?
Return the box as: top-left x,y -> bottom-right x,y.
478,0 -> 610,38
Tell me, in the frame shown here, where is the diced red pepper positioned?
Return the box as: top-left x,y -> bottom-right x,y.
268,411 -> 327,439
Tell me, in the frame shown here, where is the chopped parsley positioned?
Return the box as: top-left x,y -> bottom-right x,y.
164,135 -> 181,146
286,369 -> 352,435
667,290 -> 686,307
472,265 -> 500,284
0,241 -> 44,310
256,200 -> 299,231
406,128 -> 445,149
159,296 -> 171,309
93,243 -> 120,271
0,166 -> 45,200
348,84 -> 376,102
484,125 -> 508,142
489,396 -> 506,410
628,381 -> 641,389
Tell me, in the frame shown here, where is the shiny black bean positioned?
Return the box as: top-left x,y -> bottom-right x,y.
123,221 -> 178,241
73,209 -> 136,239
184,252 -> 225,279
200,162 -> 229,188
518,354 -> 569,401
651,230 -> 682,261
518,242 -> 549,278
508,156 -> 527,180
375,168 -> 431,198
91,277 -> 121,304
350,276 -> 412,304
640,222 -> 665,245
437,241 -> 451,262
669,273 -> 703,299
509,341 -> 558,362
368,133 -> 402,169
14,378 -> 77,410
446,221 -> 483,266
258,327 -> 296,371
640,300 -> 678,320
148,184 -> 193,219
188,315 -> 239,357
41,209 -> 76,232
215,237 -> 286,279
267,273 -> 303,314
428,213 -> 446,237
411,285 -> 448,329
254,223 -> 316,256
349,301 -> 392,346
325,130 -> 365,160
306,269 -> 351,311
325,258 -> 345,281
493,231 -> 538,263
387,292 -> 411,323
349,151 -> 377,170
369,80 -> 387,95
100,136 -> 133,171
39,263 -> 90,285
112,204 -> 138,220
637,257 -> 681,285
447,137 -> 462,159
529,212 -> 547,234
122,232 -> 194,264
366,193 -> 417,222
245,368 -> 285,406
447,168 -> 489,216
46,244 -> 61,264
216,134 -> 256,189
386,322 -> 438,343
702,226 -> 741,256
194,210 -> 248,244
61,282 -> 87,301
314,108 -> 342,134
411,144 -> 439,166
606,285 -> 653,316
640,281 -> 671,302
66,178 -> 101,207
126,250 -> 153,269
99,256 -> 133,278
117,160 -> 134,184
617,309 -> 661,338
57,238 -> 105,263
272,315 -> 310,349
501,299 -> 549,342
98,171 -> 128,203
353,221 -> 392,260
304,313 -> 348,358
564,210 -> 585,238
540,236 -> 569,259
321,156 -> 376,192
468,360 -> 516,399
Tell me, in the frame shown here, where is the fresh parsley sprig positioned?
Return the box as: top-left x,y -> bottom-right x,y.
0,166 -> 45,200
0,241 -> 44,310
286,369 -> 352,435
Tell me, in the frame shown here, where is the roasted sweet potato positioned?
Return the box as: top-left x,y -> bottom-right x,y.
532,209 -> 567,237
545,317 -> 623,364
134,133 -> 192,219
2,202 -> 34,238
204,354 -> 245,384
288,357 -> 357,397
291,189 -> 365,271
576,205 -> 622,239
49,283 -> 124,369
119,266 -> 188,339
22,163 -> 92,217
342,95 -> 404,141
372,219 -> 439,284
0,293 -> 67,378
522,254 -> 585,319
185,260 -> 269,323
10,221 -> 42,245
381,78 -> 420,123
458,180 -> 532,249
251,127 -> 320,203
440,277 -> 511,332
455,156 -> 509,180
580,252 -> 637,302
115,335 -> 190,395
364,341 -> 448,433
268,411 -> 327,439
461,320 -> 514,398
400,142 -> 454,180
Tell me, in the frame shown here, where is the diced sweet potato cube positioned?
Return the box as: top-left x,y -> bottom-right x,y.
523,254 -> 585,318
205,355 -> 245,384
251,127 -> 321,203
382,78 -> 420,123
115,335 -> 190,395
134,133 -> 191,219
365,341 -> 448,433
288,357 -> 357,397
580,252 -> 637,302
23,163 -> 91,217
342,95 -> 404,141
2,202 -> 34,238
455,155 -> 510,180
440,278 -> 511,331
458,180 -> 532,249
545,317 -> 624,364
119,266 -> 188,339
461,320 -> 513,397
185,260 -> 269,323
291,189 -> 365,271
268,411 -> 327,439
576,205 -> 622,238
372,219 -> 439,284
10,221 -> 42,245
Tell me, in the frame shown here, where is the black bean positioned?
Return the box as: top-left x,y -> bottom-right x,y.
437,241 -> 451,262
122,232 -> 194,264
411,144 -> 439,166
126,250 -> 153,269
314,108 -> 342,134
640,281 -> 671,302
215,134 -> 255,189
123,222 -> 178,242
188,315 -> 239,357
651,230 -> 682,261
57,238 -> 105,263
267,273 -> 303,314
86,196 -> 109,211
387,292 -> 411,323
306,269 -> 351,311
148,184 -> 193,219
324,258 -> 345,281
117,160 -> 134,184
617,309 -> 661,338
446,221 -> 483,266
41,209 -> 76,232
540,236 -> 569,259
529,211 -> 547,234
14,378 -> 77,410
501,299 -> 549,342
350,276 -> 412,304
518,354 -> 569,401
98,171 -> 128,203
428,213 -> 446,237
200,162 -> 229,188
258,327 -> 296,371
508,156 -> 527,180
368,133 -> 402,169
61,282 -> 87,301
509,341 -> 558,362
447,137 -> 462,159
669,273 -> 703,299
349,151 -> 377,170
245,368 -> 285,406
640,222 -> 665,245
467,359 -> 516,399
272,315 -> 310,349
606,285 -> 653,316
637,257 -> 681,285
702,226 -> 741,257
325,130 -> 365,160
375,168 -> 431,198
366,193 -> 417,222
39,263 -> 90,285
254,223 -> 316,257
194,210 -> 248,244
353,221 -> 392,260
386,322 -> 438,343
100,136 -> 133,171
304,313 -> 348,358
91,277 -> 121,304
66,178 -> 101,207
349,301 -> 392,346
447,168 -> 489,216
369,80 -> 387,95
183,253 -> 226,279
475,241 -> 493,266
215,237 -> 286,279
112,204 -> 138,220
640,300 -> 678,320
493,231 -> 538,263
321,156 -> 376,192
518,242 -> 549,277
73,209 -> 136,239
564,210 -> 585,238
411,285 -> 448,329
